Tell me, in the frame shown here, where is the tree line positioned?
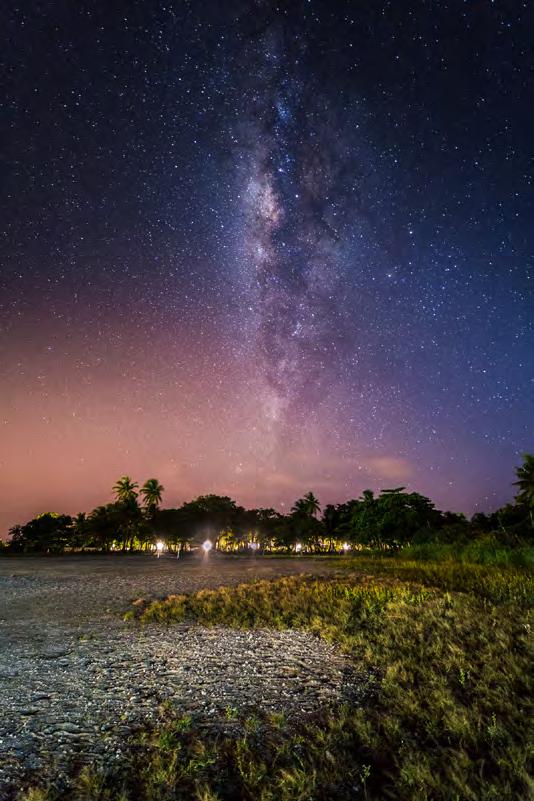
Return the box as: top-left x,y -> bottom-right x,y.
3,455 -> 533,555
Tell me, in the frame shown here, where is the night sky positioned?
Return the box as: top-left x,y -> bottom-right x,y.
2,1 -> 533,534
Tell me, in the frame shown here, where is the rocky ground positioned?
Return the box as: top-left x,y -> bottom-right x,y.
0,554 -> 367,798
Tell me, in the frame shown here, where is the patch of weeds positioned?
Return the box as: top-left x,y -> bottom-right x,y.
175,714 -> 193,733
268,711 -> 286,729
73,766 -> 106,800
18,790 -> 53,801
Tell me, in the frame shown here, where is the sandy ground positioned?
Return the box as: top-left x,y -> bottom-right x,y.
0,554 -> 367,798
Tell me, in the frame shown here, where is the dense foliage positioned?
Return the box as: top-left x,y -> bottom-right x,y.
5,455 -> 534,554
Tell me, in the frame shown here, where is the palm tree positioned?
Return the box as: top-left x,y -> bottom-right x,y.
291,491 -> 321,518
303,491 -> 320,517
113,475 -> 138,504
514,454 -> 534,527
140,478 -> 164,512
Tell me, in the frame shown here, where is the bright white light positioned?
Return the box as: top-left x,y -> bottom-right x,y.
249,542 -> 258,551
343,542 -> 351,552
295,543 -> 302,553
156,541 -> 165,552
202,539 -> 213,553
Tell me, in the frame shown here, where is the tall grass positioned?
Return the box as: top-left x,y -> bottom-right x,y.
341,555 -> 534,607
401,539 -> 534,570
137,576 -> 432,628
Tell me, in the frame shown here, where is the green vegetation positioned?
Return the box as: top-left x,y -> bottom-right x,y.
23,557 -> 533,801
5,455 -> 534,555
343,555 -> 534,607
400,539 -> 534,569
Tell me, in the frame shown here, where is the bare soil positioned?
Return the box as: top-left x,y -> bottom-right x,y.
0,554 -> 366,798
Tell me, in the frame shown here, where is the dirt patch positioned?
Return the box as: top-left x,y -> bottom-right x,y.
0,555 -> 368,796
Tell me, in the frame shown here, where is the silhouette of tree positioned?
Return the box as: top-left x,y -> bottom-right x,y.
8,513 -> 73,554
113,476 -> 139,504
5,456 -> 534,553
291,491 -> 321,518
140,478 -> 164,513
514,453 -> 534,527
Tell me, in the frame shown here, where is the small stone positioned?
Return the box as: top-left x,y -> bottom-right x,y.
55,723 -> 81,734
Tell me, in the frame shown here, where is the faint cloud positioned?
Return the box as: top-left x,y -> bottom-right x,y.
365,456 -> 414,482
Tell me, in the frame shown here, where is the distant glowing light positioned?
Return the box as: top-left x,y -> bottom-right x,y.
202,539 -> 213,552
343,542 -> 351,552
295,543 -> 302,553
155,540 -> 165,558
249,542 -> 258,551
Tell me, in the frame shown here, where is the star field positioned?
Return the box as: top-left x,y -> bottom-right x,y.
1,1 -> 533,533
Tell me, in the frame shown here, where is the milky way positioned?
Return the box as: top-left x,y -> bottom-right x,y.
1,1 -> 533,534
